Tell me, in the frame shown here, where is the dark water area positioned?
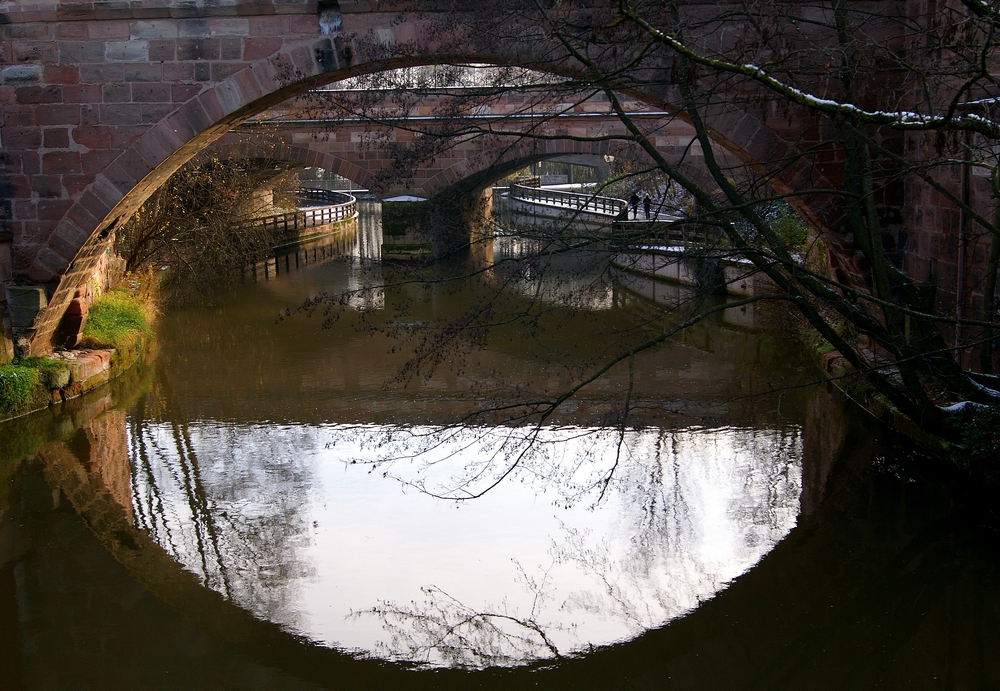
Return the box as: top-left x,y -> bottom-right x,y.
1,201 -> 998,690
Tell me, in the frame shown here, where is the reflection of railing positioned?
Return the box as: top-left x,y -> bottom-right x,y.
509,183 -> 626,217
256,188 -> 357,241
611,220 -> 719,249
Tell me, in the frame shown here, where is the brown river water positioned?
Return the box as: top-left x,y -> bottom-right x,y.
0,201 -> 997,690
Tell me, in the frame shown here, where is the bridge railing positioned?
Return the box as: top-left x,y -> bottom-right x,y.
509,183 -> 627,218
256,188 -> 358,242
295,188 -> 356,208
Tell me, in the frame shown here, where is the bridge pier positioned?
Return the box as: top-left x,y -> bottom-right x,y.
380,187 -> 493,262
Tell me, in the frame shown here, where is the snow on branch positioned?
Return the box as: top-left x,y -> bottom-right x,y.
621,7 -> 1000,137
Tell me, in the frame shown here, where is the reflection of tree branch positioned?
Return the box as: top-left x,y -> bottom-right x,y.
355,585 -> 564,668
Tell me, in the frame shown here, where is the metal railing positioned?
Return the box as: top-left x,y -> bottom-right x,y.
509,183 -> 626,217
256,188 -> 358,241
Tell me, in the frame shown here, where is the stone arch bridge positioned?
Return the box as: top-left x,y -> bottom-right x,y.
219,109 -> 701,200
0,0 -> 970,355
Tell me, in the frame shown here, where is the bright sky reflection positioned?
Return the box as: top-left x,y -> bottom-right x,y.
129,422 -> 801,668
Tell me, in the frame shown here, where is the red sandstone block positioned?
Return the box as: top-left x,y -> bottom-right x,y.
3,127 -> 43,149
146,121 -> 184,157
236,1 -> 275,16
38,199 -> 74,224
73,125 -> 113,149
147,39 -> 176,61
80,104 -> 100,125
87,20 -> 130,39
102,82 -> 132,103
211,61 -> 243,81
43,64 -> 81,85
34,247 -> 71,278
15,200 -> 38,221
2,106 -> 37,127
79,186 -> 117,221
177,98 -> 212,134
100,103 -> 142,125
62,174 -> 93,197
38,104 -> 82,126
65,297 -> 88,317
108,125 -> 148,150
162,63 -> 194,81
43,127 -> 71,148
197,89 -> 224,122
103,161 -> 138,195
58,40 -> 107,64
171,83 -> 202,102
57,5 -> 96,21
249,16 -> 289,36
131,82 -> 170,102
177,38 -> 220,61
244,37 -> 282,61
13,41 -> 58,64
66,202 -> 101,235
16,86 -> 63,104
133,132 -> 171,167
289,14 -> 318,35
140,103 -> 174,124
55,23 -> 88,39
79,63 -> 125,84
30,174 -> 63,198
116,147 -> 152,182
249,59 -> 283,94
220,38 -> 242,60
124,63 -> 162,82
19,152 -> 41,176
7,23 -> 51,39
43,151 -> 82,175
5,173 -> 31,196
48,230 -> 80,264
291,46 -> 314,76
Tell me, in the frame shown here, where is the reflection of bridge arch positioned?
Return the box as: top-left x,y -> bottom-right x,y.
26,389 -> 978,689
1,3 -> 846,353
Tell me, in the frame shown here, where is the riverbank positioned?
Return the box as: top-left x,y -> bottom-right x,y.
0,288 -> 153,424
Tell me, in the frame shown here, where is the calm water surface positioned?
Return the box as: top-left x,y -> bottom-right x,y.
1,202 -> 997,689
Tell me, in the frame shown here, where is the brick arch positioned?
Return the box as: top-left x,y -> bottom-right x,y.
5,9 -> 838,353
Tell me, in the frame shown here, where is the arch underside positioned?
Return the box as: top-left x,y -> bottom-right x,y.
10,14 -> 834,354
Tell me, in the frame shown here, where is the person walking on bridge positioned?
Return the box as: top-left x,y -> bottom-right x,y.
643,194 -> 652,220
630,192 -> 640,219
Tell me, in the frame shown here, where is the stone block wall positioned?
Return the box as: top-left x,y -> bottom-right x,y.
0,231 -> 13,363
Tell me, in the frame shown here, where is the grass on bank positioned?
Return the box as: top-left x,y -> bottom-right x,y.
0,356 -> 67,417
79,289 -> 153,351
1,288 -> 153,418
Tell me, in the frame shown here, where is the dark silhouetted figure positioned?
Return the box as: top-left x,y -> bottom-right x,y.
630,192 -> 639,219
643,195 -> 652,220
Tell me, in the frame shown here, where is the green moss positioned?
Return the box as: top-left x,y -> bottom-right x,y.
17,356 -> 67,372
0,357 -> 69,417
81,290 -> 153,351
0,364 -> 39,411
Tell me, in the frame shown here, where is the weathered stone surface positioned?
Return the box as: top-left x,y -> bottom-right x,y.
6,285 -> 47,328
47,348 -> 114,393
